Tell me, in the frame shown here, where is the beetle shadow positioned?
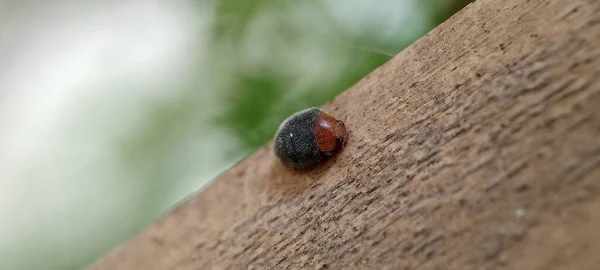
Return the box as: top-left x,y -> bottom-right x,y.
266,153 -> 341,198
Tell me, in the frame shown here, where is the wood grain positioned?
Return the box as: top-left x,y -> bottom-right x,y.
91,0 -> 600,269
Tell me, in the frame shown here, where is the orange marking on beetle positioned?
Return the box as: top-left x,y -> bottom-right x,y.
313,112 -> 348,153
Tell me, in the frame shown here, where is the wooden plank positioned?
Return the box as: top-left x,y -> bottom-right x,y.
91,0 -> 600,269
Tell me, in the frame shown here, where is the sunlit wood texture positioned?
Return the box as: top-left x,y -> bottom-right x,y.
91,0 -> 600,269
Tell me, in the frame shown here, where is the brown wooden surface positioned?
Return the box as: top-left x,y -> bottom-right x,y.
91,0 -> 600,269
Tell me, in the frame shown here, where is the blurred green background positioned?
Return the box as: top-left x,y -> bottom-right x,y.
0,0 -> 472,269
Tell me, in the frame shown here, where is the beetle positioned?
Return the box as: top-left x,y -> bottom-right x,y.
274,107 -> 348,169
